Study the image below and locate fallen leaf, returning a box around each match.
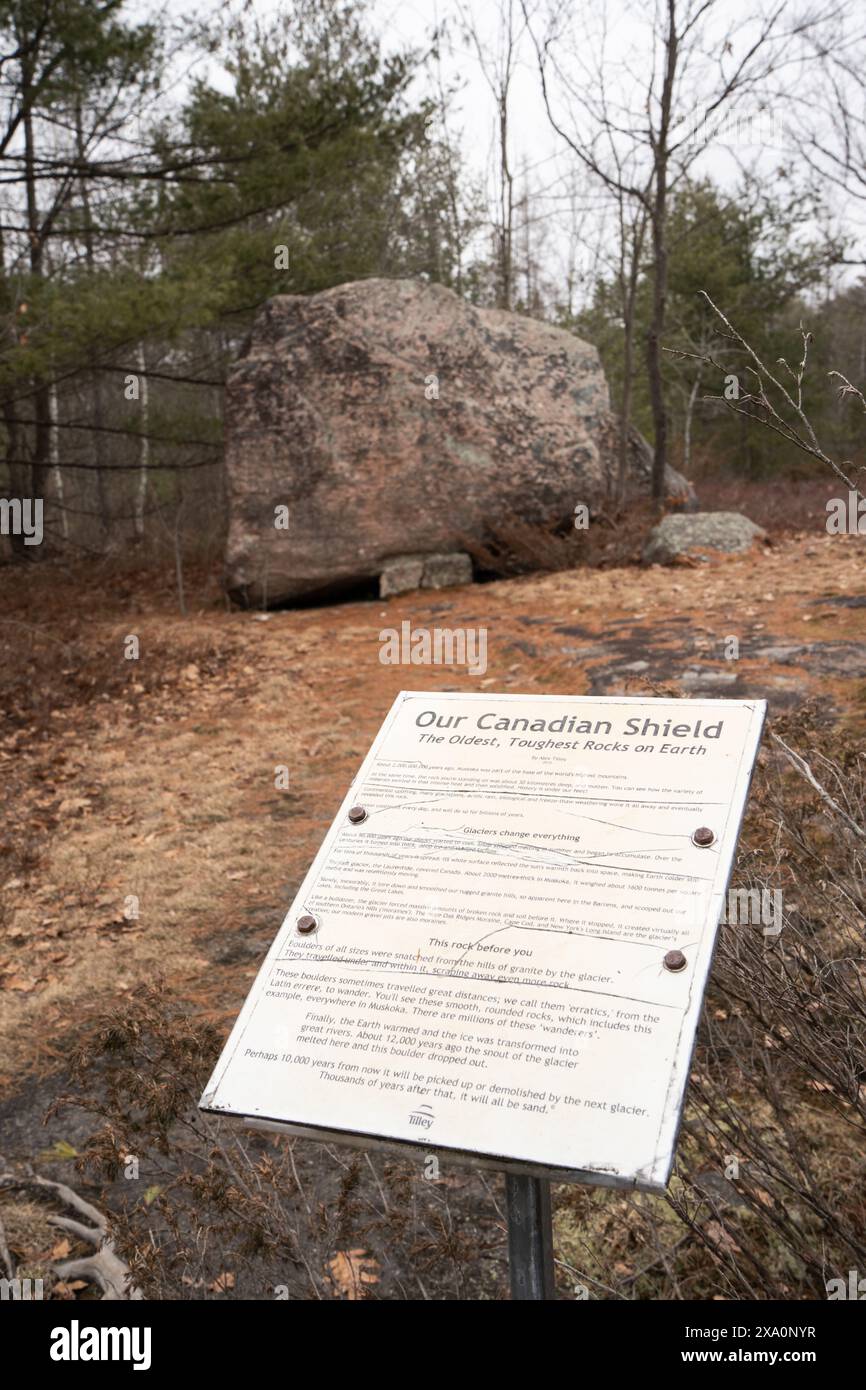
[705,1220,741,1255]
[327,1249,380,1299]
[40,1140,78,1161]
[209,1271,235,1294]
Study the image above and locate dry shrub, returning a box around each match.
[688,471,832,537]
[554,703,865,1301]
[666,703,866,1298]
[53,992,504,1300]
[462,500,660,579]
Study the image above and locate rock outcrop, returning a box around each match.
[224,278,693,605]
[643,512,766,565]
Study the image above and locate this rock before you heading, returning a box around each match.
[225,278,693,606]
[643,512,766,565]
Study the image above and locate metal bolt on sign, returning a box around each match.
[348,806,367,824]
[296,914,318,936]
[664,949,687,972]
[691,826,715,847]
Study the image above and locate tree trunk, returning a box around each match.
[22,75,51,507]
[49,379,68,540]
[75,101,110,544]
[683,371,701,476]
[498,89,514,310]
[646,0,678,504]
[646,202,669,502]
[617,213,646,506]
[134,343,149,539]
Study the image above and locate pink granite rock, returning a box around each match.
[224,278,690,605]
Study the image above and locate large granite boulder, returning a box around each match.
[224,278,692,605]
[643,512,766,565]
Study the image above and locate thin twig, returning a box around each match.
[771,732,866,841]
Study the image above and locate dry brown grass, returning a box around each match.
[686,472,833,537]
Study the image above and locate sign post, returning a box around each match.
[201,692,766,1297]
[506,1173,555,1300]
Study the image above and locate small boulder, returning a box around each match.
[420,552,473,591]
[379,551,472,598]
[380,555,424,598]
[643,512,766,565]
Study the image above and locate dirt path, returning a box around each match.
[2,531,864,1090]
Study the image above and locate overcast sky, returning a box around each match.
[142,0,863,300]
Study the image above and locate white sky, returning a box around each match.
[139,0,864,301]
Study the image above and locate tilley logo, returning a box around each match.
[49,1319,152,1371]
[409,1104,435,1130]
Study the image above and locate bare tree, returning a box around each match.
[524,0,838,500]
[455,0,532,309]
[667,289,865,498]
[134,341,149,540]
[610,170,651,504]
[796,17,866,267]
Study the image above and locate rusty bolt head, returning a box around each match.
[664,949,687,973]
[348,805,367,824]
[691,826,715,848]
[296,914,318,936]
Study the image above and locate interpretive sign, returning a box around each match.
[201,692,766,1191]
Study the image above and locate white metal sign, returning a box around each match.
[201,693,766,1190]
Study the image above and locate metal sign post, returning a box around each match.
[505,1172,555,1300]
